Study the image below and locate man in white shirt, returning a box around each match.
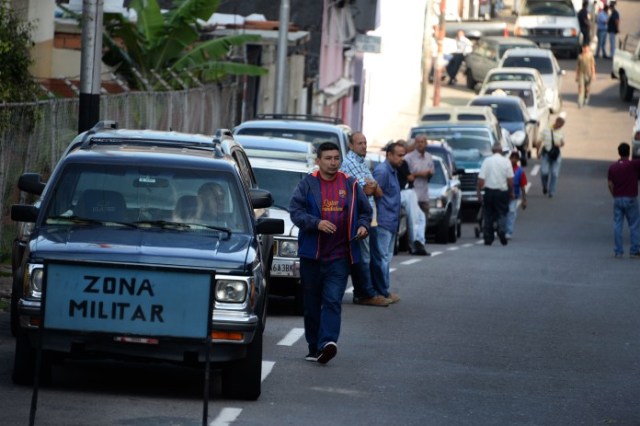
[446,30,473,85]
[476,142,514,246]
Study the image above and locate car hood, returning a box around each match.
[267,208,298,238]
[516,15,578,28]
[29,226,255,272]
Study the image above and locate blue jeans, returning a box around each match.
[608,33,616,58]
[506,198,519,236]
[540,153,562,196]
[613,197,640,255]
[300,257,350,353]
[401,189,426,245]
[350,236,378,299]
[596,29,607,57]
[370,226,396,297]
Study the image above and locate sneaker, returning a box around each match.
[305,351,320,362]
[355,295,390,307]
[630,253,640,259]
[386,293,401,304]
[411,241,429,256]
[498,232,508,246]
[317,342,337,364]
[505,233,512,240]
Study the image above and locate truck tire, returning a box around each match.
[620,73,634,102]
[12,333,51,386]
[221,330,263,400]
[435,210,451,244]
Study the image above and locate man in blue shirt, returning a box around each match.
[370,142,406,303]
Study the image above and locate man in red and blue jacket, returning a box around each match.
[289,142,372,364]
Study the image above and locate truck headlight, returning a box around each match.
[562,28,577,37]
[215,280,247,303]
[24,264,43,298]
[278,240,298,257]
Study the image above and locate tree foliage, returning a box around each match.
[0,0,41,103]
[101,0,268,90]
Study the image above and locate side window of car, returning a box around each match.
[485,43,497,61]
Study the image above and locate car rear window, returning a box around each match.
[421,114,452,121]
[236,128,340,148]
[488,73,536,83]
[471,101,524,122]
[457,114,487,121]
[502,56,553,74]
[485,88,534,107]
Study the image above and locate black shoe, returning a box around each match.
[484,240,493,246]
[498,232,508,246]
[305,351,320,362]
[317,342,337,364]
[411,241,429,256]
[543,187,547,195]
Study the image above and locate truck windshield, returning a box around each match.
[522,1,575,17]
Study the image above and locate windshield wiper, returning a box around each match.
[46,215,136,228]
[133,220,232,238]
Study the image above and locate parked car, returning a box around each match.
[464,36,537,90]
[514,0,582,58]
[426,140,461,178]
[630,98,640,159]
[234,134,316,165]
[249,157,317,314]
[232,114,350,159]
[427,156,462,244]
[479,80,550,145]
[499,47,565,113]
[482,66,546,101]
[468,94,537,165]
[10,122,284,400]
[411,106,508,209]
[612,34,640,102]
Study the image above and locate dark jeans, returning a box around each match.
[446,53,465,80]
[483,188,509,242]
[300,257,349,353]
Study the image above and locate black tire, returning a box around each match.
[466,68,476,90]
[12,333,51,386]
[620,73,634,102]
[10,276,22,337]
[434,210,451,244]
[221,330,263,400]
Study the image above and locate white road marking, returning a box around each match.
[277,328,305,346]
[430,251,443,256]
[261,360,275,382]
[390,267,397,273]
[210,408,243,426]
[462,243,474,248]
[400,259,422,265]
[446,246,459,251]
[530,164,540,176]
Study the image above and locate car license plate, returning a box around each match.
[539,42,551,49]
[271,261,296,277]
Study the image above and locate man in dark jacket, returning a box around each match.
[289,142,372,364]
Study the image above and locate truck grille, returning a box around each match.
[460,172,479,192]
[530,28,562,37]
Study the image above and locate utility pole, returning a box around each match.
[433,0,446,106]
[419,0,434,115]
[78,0,104,133]
[274,0,290,114]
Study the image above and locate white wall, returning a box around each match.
[362,0,427,148]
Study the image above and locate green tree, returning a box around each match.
[0,0,42,105]
[101,0,267,90]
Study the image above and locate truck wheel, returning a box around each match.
[221,330,263,400]
[435,210,450,244]
[620,73,634,102]
[466,68,476,90]
[12,333,51,386]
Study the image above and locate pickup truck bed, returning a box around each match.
[612,34,640,102]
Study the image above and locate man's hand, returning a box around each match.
[318,220,337,234]
[353,226,368,240]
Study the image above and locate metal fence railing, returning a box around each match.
[0,83,238,256]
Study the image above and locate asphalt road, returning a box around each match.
[2,3,640,425]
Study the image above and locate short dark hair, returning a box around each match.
[385,142,402,155]
[618,142,630,157]
[317,141,340,158]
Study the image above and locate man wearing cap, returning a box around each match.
[537,112,566,198]
[477,142,514,246]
